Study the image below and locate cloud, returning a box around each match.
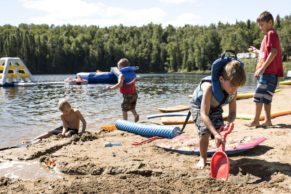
[20,0,166,26]
[159,0,196,4]
[166,13,202,26]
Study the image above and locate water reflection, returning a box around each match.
[0,73,256,148]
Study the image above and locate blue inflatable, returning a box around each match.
[77,72,117,84]
[115,119,181,139]
[77,66,138,84]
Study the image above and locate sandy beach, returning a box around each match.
[0,86,291,193]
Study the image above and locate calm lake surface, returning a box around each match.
[0,73,256,148]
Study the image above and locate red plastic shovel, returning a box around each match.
[210,123,234,181]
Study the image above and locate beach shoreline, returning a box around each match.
[1,87,291,193]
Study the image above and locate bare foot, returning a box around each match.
[259,121,272,128]
[244,121,260,127]
[134,114,139,122]
[195,158,206,169]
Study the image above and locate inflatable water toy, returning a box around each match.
[0,57,36,87]
[64,77,88,85]
[77,66,138,84]
[77,72,117,84]
[155,134,266,156]
[115,119,180,138]
[158,105,189,113]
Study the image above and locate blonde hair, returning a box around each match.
[221,60,246,87]
[117,58,129,68]
[58,98,71,111]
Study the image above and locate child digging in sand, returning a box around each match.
[246,11,284,128]
[190,54,246,169]
[31,98,86,141]
[106,58,139,122]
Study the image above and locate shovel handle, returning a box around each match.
[220,123,234,139]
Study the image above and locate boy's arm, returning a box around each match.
[248,46,260,56]
[255,48,277,77]
[107,74,125,90]
[78,111,86,134]
[61,115,68,135]
[227,97,236,123]
[200,84,221,139]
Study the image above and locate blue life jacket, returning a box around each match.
[192,56,244,108]
[120,66,137,85]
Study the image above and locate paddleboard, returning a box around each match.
[236,89,280,100]
[158,105,189,113]
[255,110,291,121]
[222,113,264,121]
[155,134,266,156]
[279,80,291,85]
[269,110,291,118]
[161,113,262,125]
[236,92,254,100]
[147,112,188,119]
[161,116,193,125]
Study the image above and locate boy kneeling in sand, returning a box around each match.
[32,98,86,141]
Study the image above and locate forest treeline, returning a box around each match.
[0,15,291,74]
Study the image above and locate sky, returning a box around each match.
[1,0,291,27]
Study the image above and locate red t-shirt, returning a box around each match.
[257,29,283,77]
[120,80,136,94]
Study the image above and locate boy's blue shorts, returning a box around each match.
[190,103,224,137]
[254,74,278,104]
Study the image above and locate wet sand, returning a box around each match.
[0,86,291,193]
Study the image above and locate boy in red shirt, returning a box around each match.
[107,58,139,122]
[246,11,284,127]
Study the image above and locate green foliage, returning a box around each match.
[241,59,291,75]
[1,15,291,74]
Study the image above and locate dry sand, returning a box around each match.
[0,86,291,193]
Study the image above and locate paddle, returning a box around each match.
[180,111,191,133]
[0,144,27,151]
[210,122,234,181]
[132,136,162,146]
[0,139,40,152]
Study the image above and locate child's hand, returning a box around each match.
[255,67,264,77]
[248,46,258,54]
[105,85,112,91]
[214,133,223,148]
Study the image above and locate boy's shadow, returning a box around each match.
[272,123,291,129]
[230,157,291,183]
[235,145,272,157]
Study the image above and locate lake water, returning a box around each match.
[0,73,257,148]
